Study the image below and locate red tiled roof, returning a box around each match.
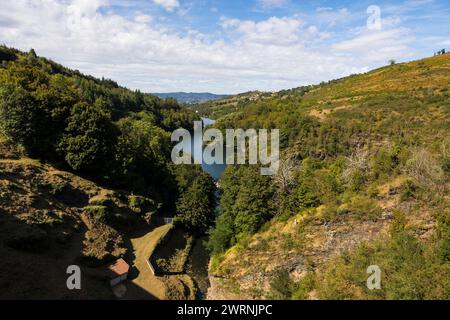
[107,258,129,278]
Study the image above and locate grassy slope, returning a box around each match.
[207,54,450,300]
[0,141,199,299]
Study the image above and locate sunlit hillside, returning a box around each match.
[205,54,450,300]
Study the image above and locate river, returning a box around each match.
[184,117,225,299]
[186,117,227,180]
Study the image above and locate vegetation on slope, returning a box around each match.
[0,46,216,298]
[206,54,450,300]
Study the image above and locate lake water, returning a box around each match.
[178,117,227,180]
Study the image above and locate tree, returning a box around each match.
[207,165,275,253]
[0,45,17,62]
[295,183,319,209]
[112,111,175,203]
[173,165,216,234]
[175,177,215,233]
[0,84,48,154]
[207,212,235,254]
[58,98,117,174]
[28,48,37,59]
[0,64,80,158]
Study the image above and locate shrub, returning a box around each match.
[84,205,108,223]
[400,179,418,201]
[342,149,369,191]
[316,212,450,299]
[128,195,153,214]
[405,148,445,187]
[443,157,450,174]
[436,210,450,262]
[371,144,403,179]
[346,195,382,221]
[295,184,320,209]
[292,272,316,300]
[267,269,296,300]
[319,204,341,223]
[27,210,63,227]
[267,269,316,300]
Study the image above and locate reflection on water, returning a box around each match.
[175,117,227,180]
[199,118,227,180]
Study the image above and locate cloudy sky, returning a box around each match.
[1,0,449,94]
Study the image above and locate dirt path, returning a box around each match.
[124,224,172,300]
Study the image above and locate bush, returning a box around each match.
[128,195,154,214]
[443,157,450,174]
[405,148,445,187]
[267,269,296,300]
[346,195,382,222]
[319,204,341,223]
[436,210,450,262]
[342,150,369,191]
[267,269,315,300]
[400,179,418,201]
[295,184,320,209]
[371,144,403,179]
[85,205,108,223]
[316,212,450,299]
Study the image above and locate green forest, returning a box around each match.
[0,46,215,234]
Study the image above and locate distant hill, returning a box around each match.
[153,92,230,104]
[193,91,275,118]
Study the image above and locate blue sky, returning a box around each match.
[1,0,449,93]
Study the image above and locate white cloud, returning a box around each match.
[332,27,415,63]
[153,0,180,12]
[221,16,307,45]
[438,39,450,46]
[257,0,289,9]
[314,7,354,27]
[134,14,152,24]
[0,0,418,93]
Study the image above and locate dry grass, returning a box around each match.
[124,224,172,300]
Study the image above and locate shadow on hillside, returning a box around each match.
[0,208,163,300]
[121,281,159,300]
[0,210,117,299]
[122,218,166,281]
